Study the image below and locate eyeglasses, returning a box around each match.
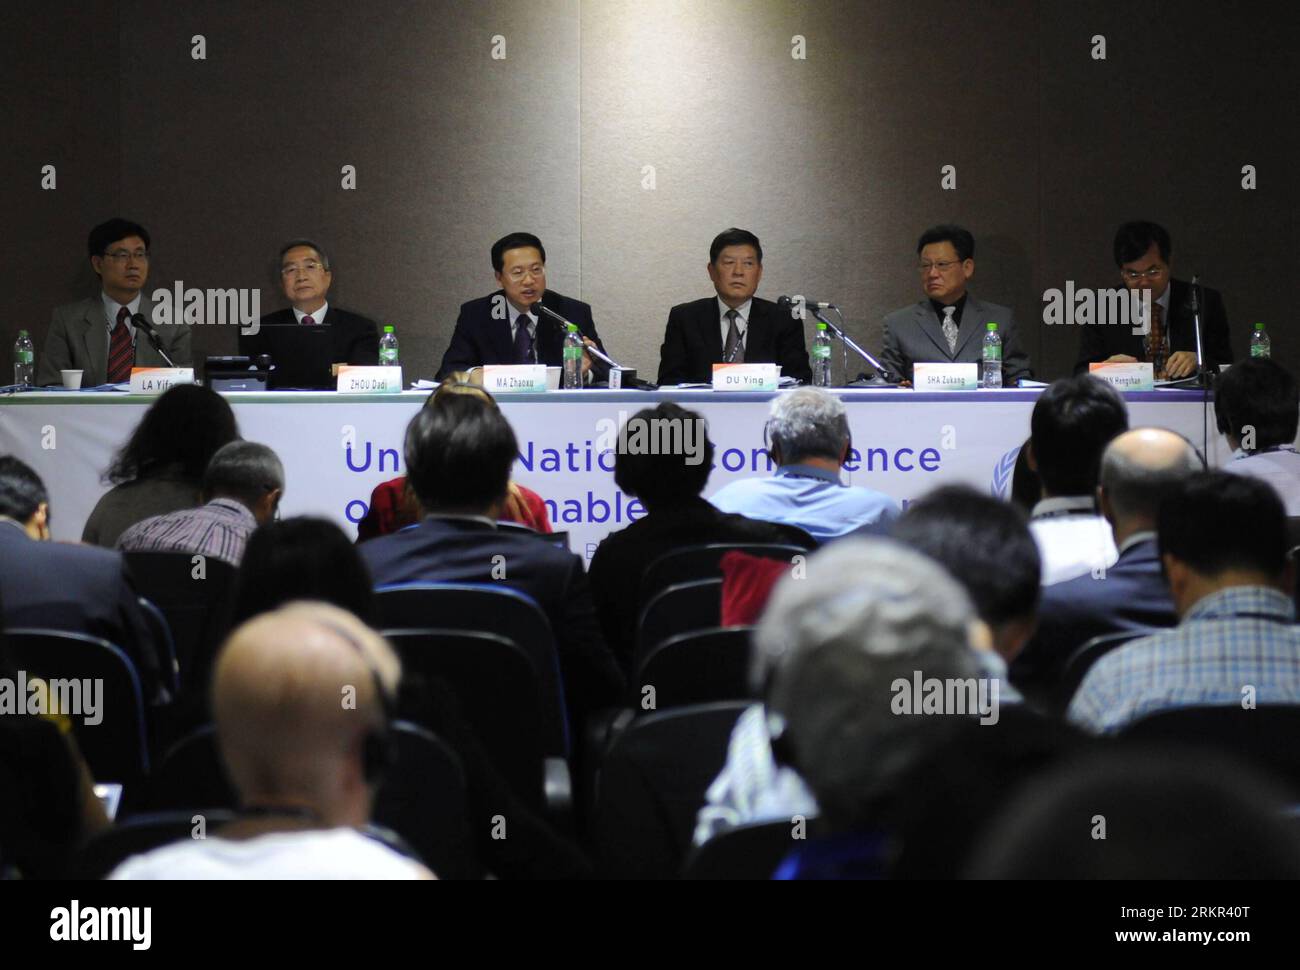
[918,259,963,273]
[103,249,150,263]
[281,260,325,276]
[1121,266,1166,281]
[504,265,545,282]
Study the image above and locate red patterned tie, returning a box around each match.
[107,306,134,383]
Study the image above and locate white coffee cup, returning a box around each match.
[546,366,561,390]
[60,370,84,390]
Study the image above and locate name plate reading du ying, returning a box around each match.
[336,366,403,393]
[1089,361,1155,391]
[912,362,978,390]
[129,368,195,394]
[712,363,779,391]
[481,365,549,393]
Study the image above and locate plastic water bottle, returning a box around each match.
[562,324,583,389]
[811,322,833,387]
[13,330,34,385]
[982,322,1003,388]
[378,325,399,365]
[1250,322,1271,359]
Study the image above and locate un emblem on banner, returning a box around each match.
[990,446,1020,498]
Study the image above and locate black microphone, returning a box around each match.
[131,312,179,368]
[777,295,835,311]
[530,301,640,386]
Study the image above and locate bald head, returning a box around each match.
[1099,428,1202,535]
[212,601,400,821]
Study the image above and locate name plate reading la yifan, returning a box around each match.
[481,365,549,393]
[336,366,403,393]
[129,368,195,394]
[1089,361,1155,391]
[912,362,979,390]
[712,363,779,391]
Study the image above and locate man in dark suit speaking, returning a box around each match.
[881,225,1031,386]
[657,228,811,386]
[1074,221,1233,378]
[437,232,608,382]
[239,239,379,388]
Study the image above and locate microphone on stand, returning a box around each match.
[776,296,898,385]
[131,313,178,368]
[530,302,641,387]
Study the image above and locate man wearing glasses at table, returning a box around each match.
[436,232,608,382]
[881,224,1032,386]
[38,218,193,386]
[1074,221,1233,378]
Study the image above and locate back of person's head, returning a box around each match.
[766,387,850,465]
[1009,437,1041,514]
[201,441,284,514]
[1099,427,1202,527]
[0,456,48,528]
[1030,375,1129,497]
[891,485,1040,658]
[1113,220,1171,266]
[1215,358,1299,452]
[754,539,980,832]
[404,393,517,514]
[105,384,239,485]
[233,517,375,626]
[612,403,714,509]
[429,380,496,409]
[212,602,400,822]
[969,749,1300,878]
[1158,471,1287,582]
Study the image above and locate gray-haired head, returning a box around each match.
[754,538,980,831]
[202,441,285,515]
[1100,427,1202,527]
[278,238,331,271]
[766,387,850,465]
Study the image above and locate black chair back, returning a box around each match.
[136,596,179,698]
[637,578,722,667]
[634,626,755,712]
[1056,629,1154,712]
[4,628,150,784]
[640,543,806,608]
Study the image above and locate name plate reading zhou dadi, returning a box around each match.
[336,366,403,393]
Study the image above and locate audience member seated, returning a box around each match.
[111,602,433,879]
[1216,357,1300,515]
[891,485,1040,702]
[1008,436,1040,515]
[1069,472,1300,734]
[968,750,1300,878]
[0,456,166,702]
[708,387,900,542]
[82,384,240,547]
[1026,375,1128,584]
[117,441,284,566]
[588,403,815,672]
[357,378,551,541]
[1013,428,1199,698]
[359,394,623,728]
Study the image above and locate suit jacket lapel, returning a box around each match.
[954,294,986,359]
[82,298,109,383]
[493,290,518,362]
[914,301,951,359]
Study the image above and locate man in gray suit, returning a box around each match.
[881,225,1031,385]
[37,218,191,387]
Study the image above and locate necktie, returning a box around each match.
[941,306,959,355]
[724,309,744,363]
[302,315,316,325]
[107,306,134,383]
[513,316,535,364]
[1145,303,1167,373]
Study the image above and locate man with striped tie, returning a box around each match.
[37,218,192,387]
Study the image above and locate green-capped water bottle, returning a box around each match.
[562,324,583,389]
[982,322,1002,388]
[13,330,35,385]
[811,322,833,387]
[1250,322,1271,359]
[379,325,399,365]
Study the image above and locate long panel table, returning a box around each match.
[0,388,1223,559]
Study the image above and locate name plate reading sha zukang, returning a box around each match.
[336,366,403,393]
[912,362,979,390]
[481,365,549,393]
[129,367,195,394]
[1088,361,1155,391]
[712,363,779,391]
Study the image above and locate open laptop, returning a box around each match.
[255,322,340,390]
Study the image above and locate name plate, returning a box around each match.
[712,363,779,391]
[1088,361,1154,391]
[481,365,549,393]
[913,362,978,390]
[129,368,195,394]
[336,366,403,393]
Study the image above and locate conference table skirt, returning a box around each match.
[0,388,1222,559]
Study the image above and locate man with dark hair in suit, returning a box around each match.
[437,232,608,381]
[1215,358,1300,514]
[38,218,192,387]
[657,228,811,385]
[239,239,379,388]
[881,225,1031,386]
[0,456,165,703]
[1074,220,1233,378]
[358,394,623,727]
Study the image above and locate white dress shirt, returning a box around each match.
[718,297,751,356]
[293,301,329,324]
[1029,495,1119,585]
